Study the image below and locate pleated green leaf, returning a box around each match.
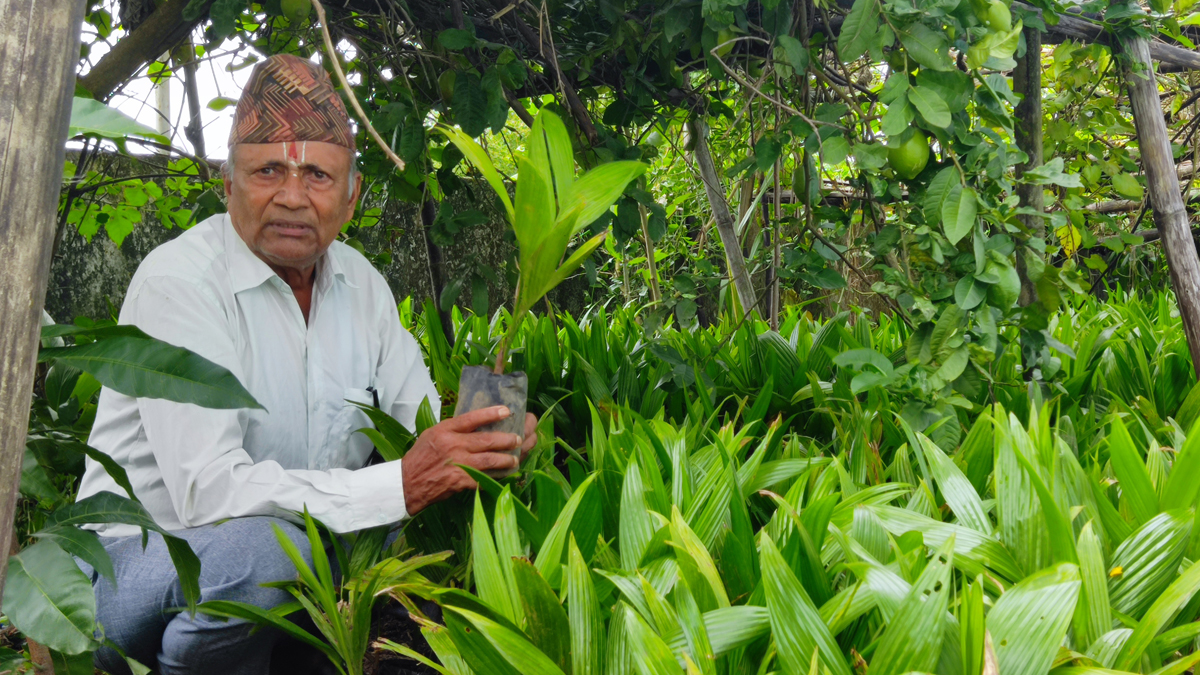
[670,507,730,612]
[471,492,518,623]
[198,599,340,663]
[621,603,685,675]
[988,563,1081,675]
[536,474,598,589]
[1106,420,1160,525]
[868,505,1023,582]
[493,489,526,627]
[673,575,716,675]
[511,558,571,673]
[917,433,992,534]
[1113,559,1200,671]
[620,453,656,571]
[436,124,515,223]
[1109,510,1192,619]
[994,415,1050,576]
[1074,521,1114,650]
[1161,420,1200,510]
[664,607,770,664]
[568,537,605,675]
[761,533,853,675]
[445,607,567,675]
[869,537,955,675]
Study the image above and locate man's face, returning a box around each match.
[223,141,362,272]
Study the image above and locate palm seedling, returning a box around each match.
[437,108,646,473]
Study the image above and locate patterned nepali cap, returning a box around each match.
[229,54,356,150]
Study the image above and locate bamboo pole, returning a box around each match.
[1119,34,1200,379]
[690,118,759,317]
[0,0,85,595]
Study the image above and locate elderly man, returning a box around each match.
[74,54,533,674]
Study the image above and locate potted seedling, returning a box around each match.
[438,109,646,474]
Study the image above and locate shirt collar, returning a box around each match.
[223,214,358,294]
[225,215,277,294]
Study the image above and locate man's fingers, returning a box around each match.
[460,451,520,473]
[459,431,523,453]
[441,405,511,433]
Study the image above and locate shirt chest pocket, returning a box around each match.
[320,387,376,470]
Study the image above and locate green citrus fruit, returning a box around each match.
[887,131,930,180]
[438,71,457,103]
[984,0,1010,30]
[281,0,310,23]
[715,28,735,58]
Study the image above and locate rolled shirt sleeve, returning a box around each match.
[79,218,442,536]
[131,278,430,533]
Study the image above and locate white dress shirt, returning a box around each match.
[77,214,440,536]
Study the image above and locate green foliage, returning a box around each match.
[7,320,266,670]
[199,509,448,675]
[439,108,646,369]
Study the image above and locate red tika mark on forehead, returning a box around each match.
[286,142,300,160]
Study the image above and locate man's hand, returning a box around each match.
[401,406,538,516]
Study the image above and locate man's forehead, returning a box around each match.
[233,141,353,168]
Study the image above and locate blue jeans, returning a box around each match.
[82,517,314,675]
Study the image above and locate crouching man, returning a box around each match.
[74,53,534,674]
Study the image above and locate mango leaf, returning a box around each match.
[3,540,98,656]
[47,491,201,612]
[69,97,168,143]
[988,563,1081,675]
[40,336,262,410]
[33,525,114,585]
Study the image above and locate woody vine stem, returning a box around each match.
[310,0,407,172]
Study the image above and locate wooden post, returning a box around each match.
[0,0,85,595]
[690,118,759,317]
[1014,25,1045,306]
[1119,34,1200,379]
